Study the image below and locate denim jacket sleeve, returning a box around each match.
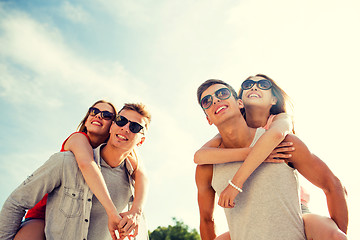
[0,152,65,240]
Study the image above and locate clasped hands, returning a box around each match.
[108,209,141,240]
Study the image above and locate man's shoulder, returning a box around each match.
[284,134,305,146]
[50,151,75,158]
[48,151,77,165]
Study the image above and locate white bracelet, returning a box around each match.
[228,180,243,192]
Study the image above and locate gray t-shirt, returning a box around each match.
[88,158,132,240]
[212,128,306,240]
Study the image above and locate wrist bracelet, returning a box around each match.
[228,180,243,192]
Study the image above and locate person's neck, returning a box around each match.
[217,115,255,148]
[87,132,108,148]
[244,106,271,128]
[100,144,130,168]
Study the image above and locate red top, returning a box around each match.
[25,132,90,219]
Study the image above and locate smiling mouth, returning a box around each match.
[248,93,260,98]
[116,134,128,141]
[91,121,102,126]
[215,105,227,114]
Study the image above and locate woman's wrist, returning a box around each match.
[105,204,119,217]
[228,180,243,192]
[129,205,143,215]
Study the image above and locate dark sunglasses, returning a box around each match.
[200,87,231,109]
[241,79,272,90]
[115,115,144,134]
[88,107,115,120]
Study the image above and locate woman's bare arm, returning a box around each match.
[118,151,149,237]
[194,115,293,166]
[194,134,252,165]
[64,133,120,238]
[218,113,294,208]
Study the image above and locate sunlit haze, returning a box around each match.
[0,0,359,238]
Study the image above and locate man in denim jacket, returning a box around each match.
[0,103,151,240]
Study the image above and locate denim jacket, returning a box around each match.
[0,144,136,240]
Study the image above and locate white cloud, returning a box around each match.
[94,0,151,27]
[62,1,90,24]
[1,1,359,237]
[0,7,147,107]
[0,11,69,75]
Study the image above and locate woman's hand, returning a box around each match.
[107,212,122,240]
[117,209,141,240]
[218,184,240,208]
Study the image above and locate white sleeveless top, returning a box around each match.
[212,128,306,240]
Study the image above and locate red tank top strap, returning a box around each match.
[60,131,90,152]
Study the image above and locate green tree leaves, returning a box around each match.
[149,217,200,240]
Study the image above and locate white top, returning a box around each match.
[212,128,306,240]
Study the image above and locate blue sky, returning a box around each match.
[0,0,359,238]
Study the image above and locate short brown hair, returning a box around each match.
[119,103,151,130]
[77,100,117,133]
[197,79,238,106]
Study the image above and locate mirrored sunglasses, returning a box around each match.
[241,79,272,90]
[200,87,231,109]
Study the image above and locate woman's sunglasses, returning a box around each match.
[241,79,272,90]
[88,107,115,120]
[200,88,231,109]
[115,115,144,134]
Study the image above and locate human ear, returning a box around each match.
[271,96,278,105]
[237,99,244,109]
[206,115,213,125]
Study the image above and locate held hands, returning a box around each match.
[108,212,123,240]
[108,209,141,240]
[117,209,141,240]
[265,141,295,163]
